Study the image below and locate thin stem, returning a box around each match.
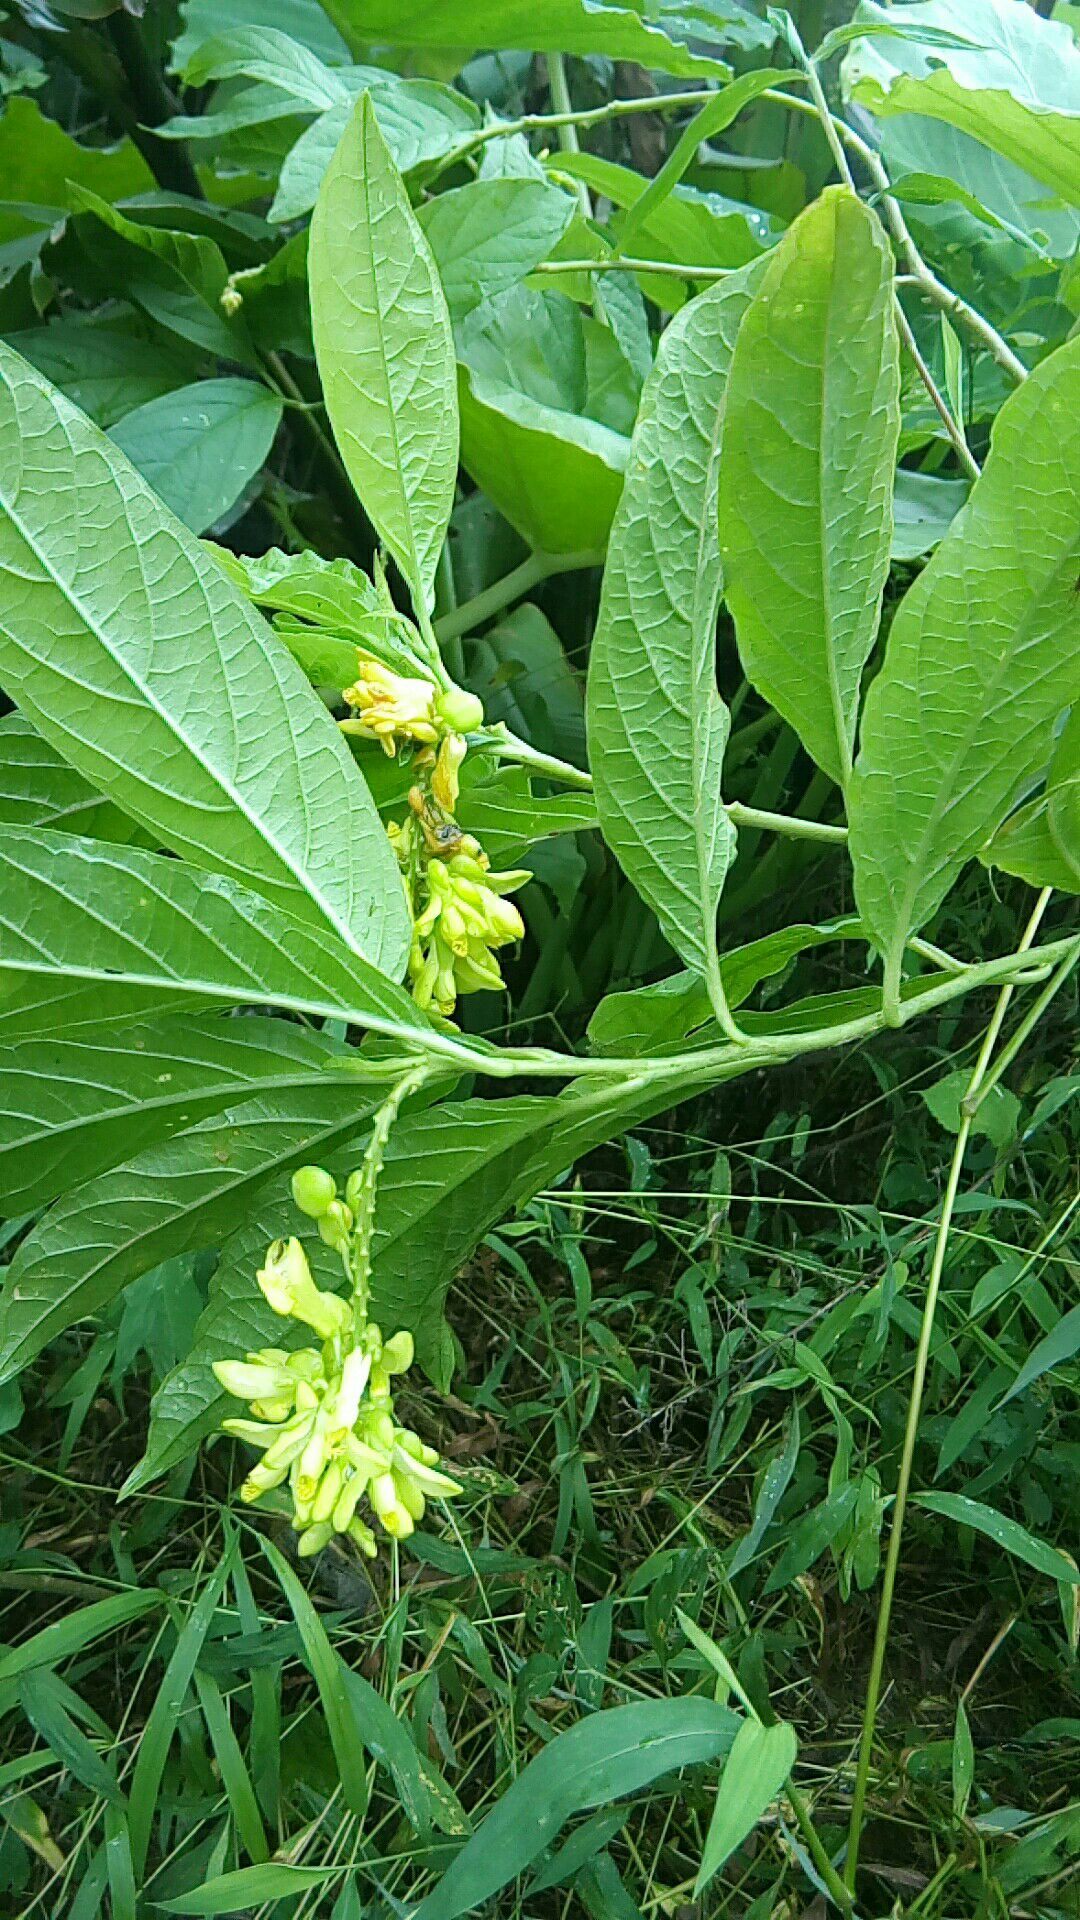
[964,933,1080,1119]
[434,549,604,643]
[843,888,1053,1892]
[787,1782,854,1914]
[893,305,982,483]
[534,255,731,283]
[262,352,372,552]
[546,53,591,217]
[726,801,847,845]
[346,1066,429,1312]
[482,724,594,791]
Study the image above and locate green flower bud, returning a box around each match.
[348,1516,379,1558]
[297,1521,334,1557]
[291,1165,338,1218]
[312,1458,345,1524]
[213,1357,296,1405]
[317,1199,354,1252]
[435,686,484,733]
[331,1468,369,1533]
[240,1458,289,1501]
[395,1471,426,1522]
[344,1167,366,1215]
[381,1330,414,1375]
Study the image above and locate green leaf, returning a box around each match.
[180,25,353,105]
[849,337,1080,998]
[418,179,575,324]
[920,1067,1021,1148]
[0,1015,359,1214]
[259,1538,369,1816]
[109,380,283,535]
[324,0,732,78]
[718,187,901,788]
[619,69,799,254]
[455,766,597,864]
[128,1544,237,1877]
[18,1670,124,1807]
[158,1865,340,1915]
[0,94,152,234]
[0,831,422,1036]
[170,0,348,73]
[310,93,458,615]
[458,365,627,554]
[0,348,410,971]
[695,1718,797,1892]
[981,792,1080,895]
[66,189,259,369]
[588,265,762,982]
[270,80,480,224]
[914,1491,1080,1585]
[587,920,862,1057]
[844,0,1080,210]
[998,1304,1080,1408]
[1048,706,1080,884]
[0,1590,161,1686]
[952,1698,975,1818]
[0,712,102,832]
[2,320,193,429]
[412,1698,738,1920]
[892,470,969,560]
[0,1081,383,1384]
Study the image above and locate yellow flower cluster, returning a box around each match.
[342,655,441,756]
[409,849,529,1016]
[213,1233,460,1557]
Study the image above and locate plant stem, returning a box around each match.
[546,53,591,217]
[964,933,1080,1119]
[434,549,605,643]
[534,255,732,282]
[726,801,847,845]
[346,1066,428,1310]
[843,888,1053,1893]
[482,725,594,791]
[787,1782,855,1914]
[893,303,982,482]
[261,352,371,555]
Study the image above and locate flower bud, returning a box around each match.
[317,1200,354,1252]
[297,1521,334,1557]
[380,1330,414,1376]
[240,1458,289,1501]
[348,1517,379,1558]
[291,1165,337,1218]
[213,1357,295,1405]
[395,1471,426,1522]
[311,1458,345,1524]
[435,687,484,734]
[344,1168,367,1215]
[328,1347,372,1433]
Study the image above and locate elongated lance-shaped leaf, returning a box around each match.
[0,829,426,1040]
[0,345,410,974]
[310,92,458,615]
[718,188,901,789]
[587,263,763,999]
[0,1085,383,1386]
[849,335,1080,1003]
[0,1016,362,1215]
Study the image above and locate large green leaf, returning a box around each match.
[458,367,627,554]
[0,713,101,832]
[588,266,762,985]
[324,0,732,77]
[718,188,901,788]
[2,320,193,429]
[109,379,283,535]
[418,179,575,325]
[0,1086,381,1385]
[412,1698,738,1920]
[0,1016,361,1215]
[0,346,410,971]
[170,0,348,72]
[66,190,259,369]
[270,81,479,224]
[849,337,1080,1000]
[982,709,1080,894]
[1048,705,1080,883]
[845,0,1080,210]
[309,93,458,616]
[0,830,424,1038]
[0,95,152,258]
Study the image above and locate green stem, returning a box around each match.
[843,887,1053,1893]
[726,801,847,845]
[434,549,604,643]
[261,352,371,554]
[547,53,591,217]
[535,255,731,283]
[964,933,1080,1120]
[347,1066,429,1311]
[482,724,594,791]
[787,1782,855,1914]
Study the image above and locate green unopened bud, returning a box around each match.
[297,1521,334,1557]
[344,1167,367,1215]
[381,1330,414,1376]
[240,1458,289,1501]
[395,1471,426,1522]
[312,1458,345,1524]
[317,1200,354,1252]
[332,1467,369,1533]
[435,686,484,733]
[348,1516,379,1558]
[213,1357,295,1405]
[392,1441,462,1497]
[291,1165,337,1218]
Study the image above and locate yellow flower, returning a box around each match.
[342,655,439,755]
[255,1238,352,1341]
